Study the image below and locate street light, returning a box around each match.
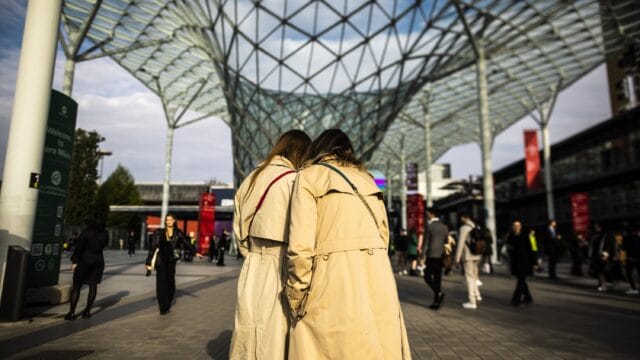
[97,149,112,185]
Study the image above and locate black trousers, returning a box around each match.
[156,262,176,313]
[423,257,443,299]
[626,259,639,290]
[216,248,225,265]
[128,244,135,255]
[512,275,532,304]
[548,253,558,278]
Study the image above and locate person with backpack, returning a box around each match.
[455,213,484,309]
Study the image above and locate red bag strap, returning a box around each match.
[247,170,296,234]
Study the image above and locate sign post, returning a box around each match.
[28,90,77,288]
[523,130,541,190]
[197,193,216,255]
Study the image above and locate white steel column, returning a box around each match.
[386,161,393,211]
[160,126,176,227]
[421,99,433,208]
[62,58,75,96]
[541,119,554,220]
[476,39,498,264]
[400,139,407,231]
[0,0,62,300]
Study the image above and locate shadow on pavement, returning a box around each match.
[0,275,235,359]
[207,330,231,360]
[89,290,130,317]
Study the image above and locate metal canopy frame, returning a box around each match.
[59,0,640,184]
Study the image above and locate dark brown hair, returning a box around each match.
[246,129,311,195]
[305,129,364,169]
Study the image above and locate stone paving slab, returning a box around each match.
[0,257,638,359]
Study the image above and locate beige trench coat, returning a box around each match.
[286,160,411,360]
[230,156,296,360]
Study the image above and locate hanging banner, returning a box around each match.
[28,90,77,288]
[197,192,216,255]
[570,192,590,238]
[406,162,418,191]
[523,130,541,189]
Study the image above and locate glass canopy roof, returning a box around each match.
[61,0,640,182]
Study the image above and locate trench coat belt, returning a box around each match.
[315,247,385,260]
[248,238,286,256]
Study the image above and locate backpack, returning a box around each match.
[466,224,486,256]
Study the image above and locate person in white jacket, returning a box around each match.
[455,214,483,309]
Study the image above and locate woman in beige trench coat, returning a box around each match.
[230,130,311,360]
[286,129,411,359]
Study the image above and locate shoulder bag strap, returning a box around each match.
[247,170,296,234]
[317,162,379,230]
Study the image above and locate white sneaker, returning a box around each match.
[402,269,408,275]
[476,295,482,302]
[476,280,483,287]
[625,289,639,295]
[597,286,607,292]
[462,302,477,309]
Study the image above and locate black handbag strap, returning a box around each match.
[317,162,379,230]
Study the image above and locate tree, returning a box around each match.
[95,164,142,230]
[65,129,104,226]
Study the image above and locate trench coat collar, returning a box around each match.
[268,155,295,170]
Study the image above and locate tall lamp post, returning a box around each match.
[97,149,112,184]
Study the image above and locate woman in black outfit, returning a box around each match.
[145,214,201,314]
[66,216,109,320]
[507,220,536,305]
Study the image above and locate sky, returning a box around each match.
[0,1,612,185]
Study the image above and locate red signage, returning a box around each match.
[198,192,216,255]
[523,130,541,189]
[570,193,590,237]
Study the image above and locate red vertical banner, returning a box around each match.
[198,192,216,255]
[570,193,590,238]
[523,130,541,189]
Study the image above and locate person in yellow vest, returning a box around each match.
[229,130,311,360]
[286,129,411,359]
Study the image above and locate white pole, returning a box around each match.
[400,146,407,231]
[476,39,498,264]
[541,119,555,220]
[160,126,175,227]
[424,110,433,208]
[62,58,75,96]
[0,0,62,300]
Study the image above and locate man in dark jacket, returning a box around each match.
[507,220,536,305]
[421,208,449,309]
[544,220,561,279]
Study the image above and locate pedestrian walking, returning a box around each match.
[65,214,109,320]
[455,213,483,309]
[589,223,615,292]
[407,228,420,276]
[208,235,218,262]
[421,208,449,309]
[395,228,409,274]
[229,129,311,360]
[216,230,230,267]
[127,230,136,257]
[507,220,535,306]
[145,214,202,315]
[623,225,640,295]
[544,220,561,279]
[286,129,411,359]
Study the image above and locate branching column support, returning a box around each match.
[59,0,102,96]
[454,0,498,263]
[527,79,563,221]
[476,39,498,264]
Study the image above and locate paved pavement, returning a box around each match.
[0,251,638,359]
